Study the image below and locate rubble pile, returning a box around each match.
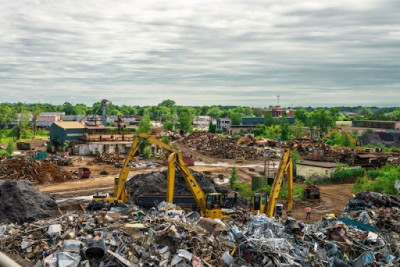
[0,180,58,223]
[2,194,400,266]
[285,137,352,162]
[179,132,262,160]
[345,191,400,233]
[0,157,73,184]
[88,153,125,166]
[126,169,230,199]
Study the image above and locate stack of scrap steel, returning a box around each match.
[285,137,352,163]
[88,153,126,166]
[179,132,262,160]
[344,191,400,233]
[2,191,400,266]
[0,157,73,184]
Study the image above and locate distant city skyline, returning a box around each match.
[1,0,399,107]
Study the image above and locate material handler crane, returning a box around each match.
[322,127,362,152]
[251,148,293,218]
[93,133,226,219]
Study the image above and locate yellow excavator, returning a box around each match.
[251,148,293,218]
[93,133,226,219]
[322,127,362,152]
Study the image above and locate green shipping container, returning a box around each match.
[252,176,267,191]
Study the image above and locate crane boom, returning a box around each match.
[265,149,293,217]
[322,127,357,145]
[96,132,224,218]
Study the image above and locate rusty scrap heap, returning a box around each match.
[0,157,73,184]
[285,137,352,162]
[179,132,262,160]
[2,194,400,266]
[88,153,126,166]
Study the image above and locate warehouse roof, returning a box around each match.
[53,121,86,129]
[297,160,337,168]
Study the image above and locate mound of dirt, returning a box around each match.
[126,170,230,198]
[0,158,73,184]
[0,180,58,223]
[360,132,400,148]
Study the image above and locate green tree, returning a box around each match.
[229,166,238,189]
[178,107,195,133]
[12,109,30,139]
[329,107,340,122]
[31,105,42,139]
[278,117,290,140]
[0,104,17,127]
[309,109,335,134]
[143,146,152,159]
[391,108,400,121]
[137,115,151,134]
[6,141,16,155]
[253,108,265,117]
[206,106,222,119]
[230,112,242,125]
[264,111,275,126]
[294,108,308,125]
[208,121,216,133]
[158,99,176,108]
[265,125,282,139]
[292,119,307,138]
[360,107,372,118]
[163,120,174,131]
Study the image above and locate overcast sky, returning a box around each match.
[1,0,399,107]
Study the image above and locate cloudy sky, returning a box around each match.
[1,0,399,107]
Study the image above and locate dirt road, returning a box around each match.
[38,163,263,200]
[290,184,354,223]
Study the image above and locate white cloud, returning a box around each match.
[0,0,399,106]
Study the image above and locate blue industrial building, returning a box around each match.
[49,121,86,147]
[242,117,295,126]
[242,117,265,125]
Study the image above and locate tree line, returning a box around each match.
[1,100,399,141]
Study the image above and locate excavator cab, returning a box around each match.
[251,193,267,215]
[204,193,224,219]
[275,204,284,218]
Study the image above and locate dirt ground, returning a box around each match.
[38,157,264,198]
[38,153,353,222]
[290,184,354,223]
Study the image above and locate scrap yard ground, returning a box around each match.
[38,155,353,223]
[3,131,400,266]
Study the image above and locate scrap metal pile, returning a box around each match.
[179,132,262,160]
[285,137,352,163]
[0,157,73,184]
[2,192,400,266]
[88,153,126,166]
[344,191,400,233]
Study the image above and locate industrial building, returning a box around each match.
[216,118,231,130]
[352,120,400,130]
[49,121,137,155]
[269,106,296,117]
[296,160,338,180]
[241,117,295,126]
[49,121,86,147]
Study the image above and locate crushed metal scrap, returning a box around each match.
[0,157,73,184]
[179,132,262,160]
[2,192,400,266]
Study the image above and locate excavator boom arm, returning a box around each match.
[322,127,356,146]
[266,149,293,217]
